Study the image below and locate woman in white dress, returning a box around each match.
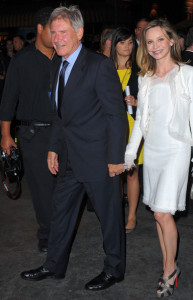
[124,19,193,297]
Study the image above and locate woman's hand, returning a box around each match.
[124,154,135,171]
[124,95,138,106]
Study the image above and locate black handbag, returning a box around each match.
[0,146,23,199]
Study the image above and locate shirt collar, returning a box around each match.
[62,44,82,67]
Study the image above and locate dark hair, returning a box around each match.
[110,27,137,69]
[34,6,53,27]
[177,30,186,39]
[185,27,193,48]
[101,29,114,45]
[135,18,149,28]
[6,37,13,43]
[26,32,36,41]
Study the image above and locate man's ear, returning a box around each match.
[77,27,84,41]
[37,24,43,35]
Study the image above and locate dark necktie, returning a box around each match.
[58,60,69,118]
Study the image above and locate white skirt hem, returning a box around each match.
[143,198,185,215]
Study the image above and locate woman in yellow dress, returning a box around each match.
[111,27,143,232]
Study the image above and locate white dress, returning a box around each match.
[143,68,191,214]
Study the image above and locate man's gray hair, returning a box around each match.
[49,5,84,31]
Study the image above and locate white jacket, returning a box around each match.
[125,64,193,164]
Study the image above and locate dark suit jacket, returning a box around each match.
[49,46,127,182]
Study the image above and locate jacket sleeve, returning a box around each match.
[95,57,127,164]
[0,56,20,121]
[48,112,65,154]
[124,75,144,165]
[124,106,143,165]
[187,67,193,138]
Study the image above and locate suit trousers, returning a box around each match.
[17,126,56,240]
[44,168,126,278]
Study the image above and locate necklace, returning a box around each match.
[49,48,56,60]
[35,42,55,60]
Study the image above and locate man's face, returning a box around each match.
[13,36,24,51]
[50,17,83,58]
[135,21,148,41]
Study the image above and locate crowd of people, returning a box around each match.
[0,4,193,298]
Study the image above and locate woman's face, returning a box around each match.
[145,26,174,62]
[116,36,134,58]
[6,40,13,52]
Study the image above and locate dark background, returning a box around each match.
[0,0,190,50]
[0,0,187,25]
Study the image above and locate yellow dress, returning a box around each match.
[117,68,143,165]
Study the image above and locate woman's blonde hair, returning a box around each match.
[137,18,182,76]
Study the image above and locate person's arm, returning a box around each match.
[0,121,16,154]
[188,68,193,139]
[124,107,143,168]
[0,56,20,121]
[95,57,127,177]
[0,56,20,154]
[124,64,139,107]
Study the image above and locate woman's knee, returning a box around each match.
[127,170,138,183]
[154,212,171,224]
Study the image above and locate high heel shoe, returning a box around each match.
[157,265,181,298]
[157,271,163,287]
[125,219,137,233]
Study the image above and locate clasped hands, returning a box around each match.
[47,152,131,178]
[108,163,131,177]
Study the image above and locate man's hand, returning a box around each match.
[108,164,125,177]
[0,121,16,155]
[1,135,17,155]
[47,151,59,175]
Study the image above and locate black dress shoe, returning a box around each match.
[38,239,48,252]
[20,266,55,281]
[85,272,123,291]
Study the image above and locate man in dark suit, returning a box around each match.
[21,5,127,291]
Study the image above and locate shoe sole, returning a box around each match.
[85,278,124,291]
[20,274,65,281]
